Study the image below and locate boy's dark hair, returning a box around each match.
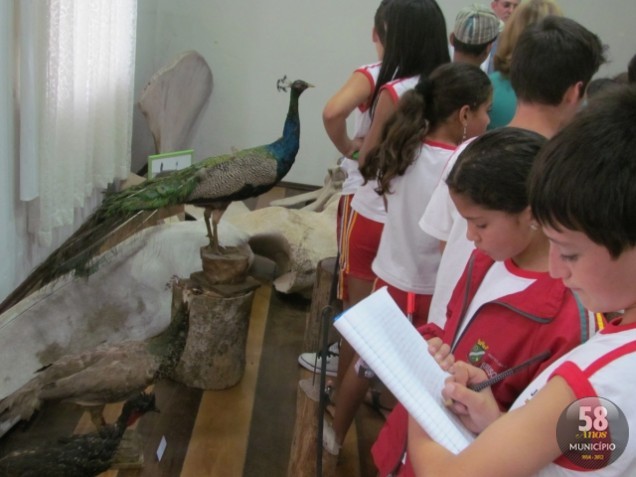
[371,0,450,115]
[374,0,391,46]
[530,85,636,258]
[446,127,546,213]
[452,36,495,57]
[510,16,606,105]
[362,63,492,195]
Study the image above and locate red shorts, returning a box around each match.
[373,277,432,328]
[338,210,383,300]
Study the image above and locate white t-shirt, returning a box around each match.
[510,321,636,476]
[341,62,382,196]
[351,75,421,223]
[419,138,476,326]
[372,140,455,294]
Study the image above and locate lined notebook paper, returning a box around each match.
[334,287,475,453]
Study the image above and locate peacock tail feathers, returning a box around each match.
[98,154,231,216]
[0,78,311,314]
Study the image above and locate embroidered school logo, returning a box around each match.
[556,397,629,470]
[468,340,488,364]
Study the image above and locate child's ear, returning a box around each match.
[458,105,471,126]
[520,206,535,227]
[562,81,585,105]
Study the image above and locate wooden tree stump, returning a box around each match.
[287,378,320,476]
[200,245,250,285]
[302,256,341,352]
[172,279,256,390]
[288,256,341,477]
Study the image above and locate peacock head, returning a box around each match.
[121,392,160,427]
[276,75,314,94]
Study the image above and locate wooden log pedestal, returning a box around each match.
[288,256,340,477]
[171,245,260,390]
[302,256,341,352]
[199,245,250,285]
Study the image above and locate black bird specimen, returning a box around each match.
[0,77,312,314]
[0,392,159,477]
[0,302,187,433]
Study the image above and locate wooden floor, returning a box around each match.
[0,186,385,477]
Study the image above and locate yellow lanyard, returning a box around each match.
[595,312,607,330]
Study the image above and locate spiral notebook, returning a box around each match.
[334,287,475,453]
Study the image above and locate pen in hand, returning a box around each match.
[468,350,551,392]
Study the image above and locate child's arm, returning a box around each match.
[357,89,397,167]
[408,375,574,477]
[322,71,372,158]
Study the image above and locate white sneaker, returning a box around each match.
[298,341,339,377]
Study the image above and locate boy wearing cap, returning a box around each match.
[450,4,500,67]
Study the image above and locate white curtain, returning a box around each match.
[0,0,137,303]
[0,0,17,303]
[21,0,137,246]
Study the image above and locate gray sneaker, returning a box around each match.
[298,341,339,377]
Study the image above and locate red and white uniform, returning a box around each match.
[372,249,601,477]
[419,138,475,327]
[513,319,636,477]
[336,62,381,299]
[340,62,382,196]
[350,75,420,223]
[372,140,453,295]
[340,75,420,296]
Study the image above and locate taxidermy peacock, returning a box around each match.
[0,392,158,477]
[0,299,187,434]
[0,77,312,314]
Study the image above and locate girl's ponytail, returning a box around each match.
[362,63,491,196]
[361,85,430,195]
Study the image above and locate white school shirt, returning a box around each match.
[371,140,454,294]
[419,138,475,326]
[341,62,382,196]
[511,320,636,477]
[351,75,420,223]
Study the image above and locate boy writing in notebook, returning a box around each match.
[409,84,636,477]
[371,127,601,477]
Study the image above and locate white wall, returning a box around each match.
[133,0,634,187]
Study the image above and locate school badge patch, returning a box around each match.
[468,340,488,364]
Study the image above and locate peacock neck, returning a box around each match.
[271,91,301,175]
[148,308,189,378]
[283,91,301,135]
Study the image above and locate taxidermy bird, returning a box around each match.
[0,77,312,314]
[0,392,158,477]
[0,302,187,434]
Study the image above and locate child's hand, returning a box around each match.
[347,138,364,158]
[442,361,503,434]
[427,337,455,371]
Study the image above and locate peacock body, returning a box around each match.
[0,392,158,477]
[0,305,187,433]
[0,78,311,314]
